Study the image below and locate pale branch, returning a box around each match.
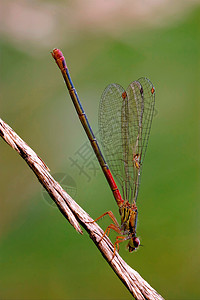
[0,118,164,300]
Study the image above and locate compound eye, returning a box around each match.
[133,237,140,248]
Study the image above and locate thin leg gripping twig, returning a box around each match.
[0,118,164,300]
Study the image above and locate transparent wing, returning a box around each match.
[99,83,126,198]
[125,77,155,202]
[99,78,155,203]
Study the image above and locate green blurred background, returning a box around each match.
[0,1,199,299]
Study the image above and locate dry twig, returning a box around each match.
[0,118,164,300]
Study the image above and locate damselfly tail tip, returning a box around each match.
[51,48,63,60]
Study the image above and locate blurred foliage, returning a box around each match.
[0,4,200,300]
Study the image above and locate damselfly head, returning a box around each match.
[127,237,140,252]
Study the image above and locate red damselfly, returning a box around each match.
[52,49,155,257]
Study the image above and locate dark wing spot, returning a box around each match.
[122,92,127,99]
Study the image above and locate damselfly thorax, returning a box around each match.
[119,201,140,252]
